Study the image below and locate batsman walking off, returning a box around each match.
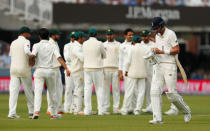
[149,17,191,124]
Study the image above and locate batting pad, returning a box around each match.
[166,92,191,114]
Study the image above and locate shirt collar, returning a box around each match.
[124,40,132,45]
[40,40,49,43]
[157,28,169,38]
[18,36,26,40]
[49,38,57,44]
[74,41,82,47]
[89,37,97,40]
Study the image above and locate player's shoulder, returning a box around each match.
[166,28,176,36]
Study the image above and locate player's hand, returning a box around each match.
[152,48,163,54]
[119,70,124,81]
[66,69,71,77]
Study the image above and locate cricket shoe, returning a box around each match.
[50,114,62,120]
[28,113,33,119]
[78,111,91,116]
[32,111,39,119]
[120,110,128,115]
[149,120,163,124]
[134,110,141,115]
[113,109,120,114]
[142,106,153,113]
[164,109,178,115]
[58,111,65,114]
[8,114,20,119]
[98,112,110,116]
[184,113,191,123]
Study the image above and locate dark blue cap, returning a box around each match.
[151,17,165,30]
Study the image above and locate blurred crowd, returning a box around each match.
[52,0,210,7]
[0,41,10,68]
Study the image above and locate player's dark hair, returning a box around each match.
[38,28,49,40]
[124,28,134,35]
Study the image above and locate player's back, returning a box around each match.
[33,40,57,69]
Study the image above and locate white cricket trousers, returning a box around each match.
[122,73,137,112]
[34,68,57,116]
[151,63,182,121]
[8,76,34,116]
[72,72,84,113]
[104,70,120,112]
[121,77,145,113]
[84,70,105,114]
[64,70,74,113]
[47,68,63,112]
[145,74,152,108]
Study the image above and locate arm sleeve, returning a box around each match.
[31,44,38,56]
[53,46,61,59]
[63,45,71,62]
[73,46,84,62]
[100,42,106,59]
[170,32,179,47]
[24,40,31,55]
[124,48,131,72]
[118,45,123,70]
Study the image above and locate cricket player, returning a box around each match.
[149,17,191,124]
[70,31,86,115]
[139,30,155,113]
[119,28,137,115]
[81,28,106,115]
[8,26,34,119]
[103,28,120,114]
[46,29,64,114]
[122,36,146,115]
[63,32,76,113]
[30,28,70,119]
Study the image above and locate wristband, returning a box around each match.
[164,49,170,55]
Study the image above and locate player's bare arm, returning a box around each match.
[29,55,36,66]
[153,45,180,55]
[57,57,70,76]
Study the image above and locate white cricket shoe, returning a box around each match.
[8,114,20,119]
[50,114,62,120]
[134,110,140,115]
[164,109,178,115]
[142,106,153,113]
[120,110,128,115]
[149,120,163,124]
[184,113,191,123]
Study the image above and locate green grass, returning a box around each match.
[0,94,210,131]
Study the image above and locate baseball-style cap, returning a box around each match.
[106,28,115,35]
[88,28,98,36]
[49,29,62,36]
[69,31,76,38]
[151,17,165,30]
[132,35,142,43]
[75,31,88,39]
[18,26,32,35]
[139,30,151,37]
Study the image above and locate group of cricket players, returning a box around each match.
[8,17,191,124]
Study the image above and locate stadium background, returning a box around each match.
[0,0,210,94]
